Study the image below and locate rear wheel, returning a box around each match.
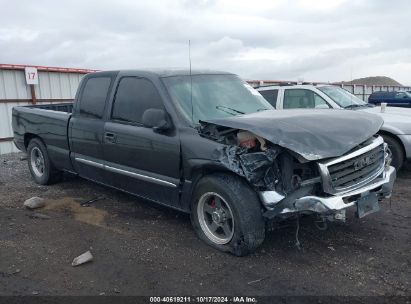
[381,134,404,170]
[27,138,61,185]
[191,173,265,256]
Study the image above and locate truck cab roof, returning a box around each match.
[89,69,233,78]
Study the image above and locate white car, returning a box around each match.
[257,84,411,169]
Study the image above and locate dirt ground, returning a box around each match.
[0,152,410,297]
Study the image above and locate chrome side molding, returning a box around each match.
[75,157,177,188]
[105,165,177,188]
[75,157,105,169]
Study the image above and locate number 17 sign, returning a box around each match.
[25,67,38,85]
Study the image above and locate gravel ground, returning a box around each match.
[0,152,410,297]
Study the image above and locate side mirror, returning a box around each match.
[142,108,171,132]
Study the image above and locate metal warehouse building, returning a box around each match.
[0,64,96,154]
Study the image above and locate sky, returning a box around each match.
[1,0,410,84]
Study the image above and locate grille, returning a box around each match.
[329,145,384,191]
[319,137,386,194]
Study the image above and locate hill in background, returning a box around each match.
[342,76,403,86]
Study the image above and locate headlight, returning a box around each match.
[383,143,392,168]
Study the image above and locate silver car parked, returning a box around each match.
[257,84,411,170]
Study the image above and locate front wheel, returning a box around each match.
[27,138,61,185]
[191,173,265,256]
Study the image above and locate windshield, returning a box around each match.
[318,86,367,108]
[162,74,273,125]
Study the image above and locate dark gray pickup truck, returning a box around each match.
[12,70,396,256]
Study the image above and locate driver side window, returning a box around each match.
[283,89,330,109]
[111,77,164,124]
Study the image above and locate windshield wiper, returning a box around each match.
[344,104,365,109]
[216,105,245,115]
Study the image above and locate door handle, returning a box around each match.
[104,132,116,143]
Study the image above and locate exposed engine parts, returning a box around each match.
[199,123,320,196]
[216,145,281,191]
[198,121,395,223]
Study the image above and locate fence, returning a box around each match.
[339,83,411,101]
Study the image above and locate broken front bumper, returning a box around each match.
[261,166,396,218]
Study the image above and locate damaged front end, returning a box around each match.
[199,121,396,223]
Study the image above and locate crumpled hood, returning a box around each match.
[202,109,383,161]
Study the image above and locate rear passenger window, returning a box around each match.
[283,89,329,109]
[79,77,111,118]
[259,90,278,107]
[112,77,164,124]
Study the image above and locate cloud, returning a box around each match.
[0,0,410,84]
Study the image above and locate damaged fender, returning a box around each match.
[197,109,393,221]
[198,121,322,211]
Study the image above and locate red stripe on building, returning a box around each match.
[0,63,98,74]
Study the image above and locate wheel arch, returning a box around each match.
[24,133,44,149]
[378,130,406,157]
[181,161,257,212]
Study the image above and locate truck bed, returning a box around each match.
[25,102,74,113]
[12,102,74,171]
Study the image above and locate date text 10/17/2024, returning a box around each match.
[149,297,258,303]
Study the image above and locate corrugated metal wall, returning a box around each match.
[0,65,93,155]
[34,72,83,99]
[0,69,82,100]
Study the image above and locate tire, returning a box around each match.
[381,134,404,171]
[27,138,61,185]
[191,173,265,256]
